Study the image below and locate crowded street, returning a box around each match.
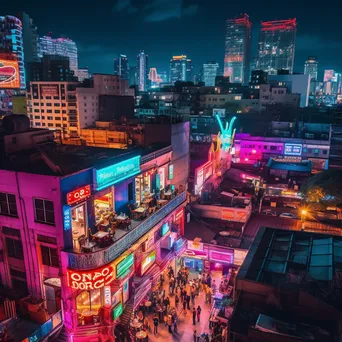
[127,265,231,342]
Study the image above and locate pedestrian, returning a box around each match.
[182,299,187,311]
[174,316,178,333]
[197,305,201,322]
[183,290,187,303]
[207,274,212,288]
[153,314,159,335]
[212,280,217,293]
[192,307,196,325]
[193,330,197,342]
[186,294,191,310]
[167,314,172,333]
[175,294,179,309]
[163,314,168,326]
[191,290,196,306]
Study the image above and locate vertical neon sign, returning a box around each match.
[215,115,236,152]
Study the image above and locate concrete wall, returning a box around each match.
[171,121,190,190]
[0,170,63,300]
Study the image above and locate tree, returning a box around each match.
[302,169,342,208]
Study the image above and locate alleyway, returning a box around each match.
[142,270,222,342]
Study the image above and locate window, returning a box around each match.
[84,109,87,112]
[41,110,45,113]
[128,182,134,201]
[41,245,59,267]
[33,102,39,106]
[46,103,52,106]
[62,103,66,107]
[62,110,66,114]
[55,117,61,120]
[0,192,18,217]
[47,109,52,113]
[63,117,67,121]
[6,238,24,259]
[34,109,39,113]
[55,103,60,107]
[56,124,61,127]
[3,227,20,237]
[34,198,55,225]
[42,123,46,126]
[48,123,53,127]
[34,115,40,119]
[323,150,328,155]
[55,110,60,114]
[37,234,57,244]
[36,123,41,126]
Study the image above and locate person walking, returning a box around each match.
[192,307,196,325]
[175,294,179,309]
[193,330,197,342]
[153,314,159,335]
[186,294,191,310]
[182,298,187,311]
[167,314,172,333]
[196,305,201,322]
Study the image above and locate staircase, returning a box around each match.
[119,298,134,326]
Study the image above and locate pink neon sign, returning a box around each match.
[209,250,233,264]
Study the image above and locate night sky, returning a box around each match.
[2,0,342,79]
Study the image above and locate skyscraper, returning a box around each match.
[17,12,40,63]
[169,55,193,84]
[202,61,219,86]
[39,36,78,75]
[224,14,251,84]
[0,15,26,88]
[304,56,318,81]
[114,54,129,80]
[258,19,296,75]
[137,51,148,91]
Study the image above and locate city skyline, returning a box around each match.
[1,1,342,79]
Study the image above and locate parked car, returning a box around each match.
[262,210,277,217]
[283,203,297,210]
[279,213,297,219]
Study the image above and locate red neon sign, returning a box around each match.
[67,185,91,205]
[67,264,115,290]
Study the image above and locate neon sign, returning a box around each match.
[169,164,174,180]
[63,205,71,231]
[284,143,302,156]
[95,156,141,190]
[67,264,115,290]
[116,253,134,278]
[113,302,123,320]
[67,185,91,205]
[209,250,234,264]
[161,223,170,236]
[215,115,236,152]
[141,250,156,275]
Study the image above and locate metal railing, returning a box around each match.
[67,191,186,270]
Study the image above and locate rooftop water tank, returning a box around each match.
[3,114,30,134]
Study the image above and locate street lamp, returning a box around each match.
[301,208,307,230]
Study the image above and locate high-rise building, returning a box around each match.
[169,55,193,84]
[250,70,268,89]
[114,54,129,80]
[129,66,137,86]
[39,36,78,75]
[224,14,251,84]
[77,67,89,82]
[148,67,162,88]
[202,61,219,86]
[304,56,318,81]
[324,69,335,82]
[26,55,78,83]
[17,12,40,63]
[137,51,148,91]
[0,15,26,89]
[258,19,296,75]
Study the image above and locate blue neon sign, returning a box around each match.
[216,115,236,152]
[161,223,170,236]
[95,156,141,190]
[284,143,302,156]
[63,205,71,231]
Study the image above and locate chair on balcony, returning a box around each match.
[78,235,87,248]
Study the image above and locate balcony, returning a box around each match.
[66,191,186,270]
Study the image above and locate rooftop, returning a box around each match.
[1,140,170,177]
[239,227,342,310]
[267,159,312,172]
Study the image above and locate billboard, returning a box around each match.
[284,143,302,156]
[0,59,20,89]
[40,85,59,97]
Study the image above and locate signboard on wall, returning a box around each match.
[209,249,234,264]
[141,250,156,275]
[113,302,123,320]
[67,185,91,205]
[96,156,141,190]
[188,240,204,252]
[63,205,71,231]
[284,143,302,156]
[169,164,174,180]
[0,58,20,89]
[67,263,115,290]
[116,253,134,278]
[213,108,226,118]
[40,84,59,97]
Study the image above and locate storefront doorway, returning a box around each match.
[71,204,87,251]
[94,190,114,225]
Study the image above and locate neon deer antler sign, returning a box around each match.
[215,115,236,152]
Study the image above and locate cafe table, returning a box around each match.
[81,241,96,253]
[93,231,109,239]
[116,214,128,221]
[136,331,147,340]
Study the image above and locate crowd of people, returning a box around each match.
[129,264,228,341]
